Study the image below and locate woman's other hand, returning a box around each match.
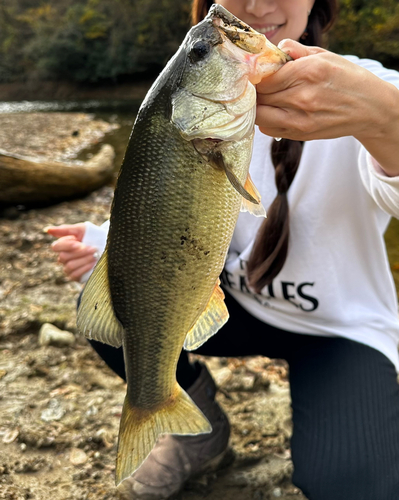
[45,223,98,282]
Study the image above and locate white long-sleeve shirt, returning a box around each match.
[82,56,399,370]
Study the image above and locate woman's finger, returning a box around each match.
[278,39,325,60]
[255,104,292,129]
[58,246,97,264]
[257,44,327,97]
[68,261,98,282]
[51,236,84,253]
[63,254,97,276]
[45,223,86,242]
[256,63,297,95]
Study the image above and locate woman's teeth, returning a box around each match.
[257,25,280,35]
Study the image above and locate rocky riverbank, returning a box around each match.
[0,112,119,162]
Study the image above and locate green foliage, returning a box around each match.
[0,0,191,83]
[329,0,399,70]
[2,0,399,83]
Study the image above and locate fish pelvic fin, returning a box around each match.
[115,386,212,486]
[184,280,229,351]
[77,248,123,348]
[240,173,267,218]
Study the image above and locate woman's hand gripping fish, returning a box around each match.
[77,4,290,486]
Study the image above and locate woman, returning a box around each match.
[47,0,399,498]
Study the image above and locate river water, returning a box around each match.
[1,99,398,293]
[0,99,141,170]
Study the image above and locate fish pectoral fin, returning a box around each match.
[115,386,211,486]
[184,280,229,351]
[208,150,259,204]
[77,248,123,348]
[240,173,267,218]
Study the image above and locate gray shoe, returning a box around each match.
[117,362,230,500]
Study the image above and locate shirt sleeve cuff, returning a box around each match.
[367,153,399,185]
[80,221,109,283]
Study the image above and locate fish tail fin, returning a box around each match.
[115,385,212,486]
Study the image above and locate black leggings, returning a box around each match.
[87,290,399,500]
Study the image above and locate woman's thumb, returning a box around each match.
[278,39,325,60]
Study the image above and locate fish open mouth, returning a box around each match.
[208,3,292,80]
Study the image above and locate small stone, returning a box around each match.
[213,367,233,388]
[239,374,256,391]
[41,398,65,422]
[86,406,98,416]
[273,487,282,497]
[70,448,88,466]
[38,323,75,347]
[0,464,10,475]
[95,428,114,449]
[20,443,27,452]
[2,429,19,444]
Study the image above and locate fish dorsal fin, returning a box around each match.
[77,248,123,348]
[240,174,267,217]
[184,280,229,351]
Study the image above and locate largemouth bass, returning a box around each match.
[77,4,290,486]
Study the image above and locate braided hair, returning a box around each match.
[191,0,338,293]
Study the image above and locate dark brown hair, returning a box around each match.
[192,0,338,292]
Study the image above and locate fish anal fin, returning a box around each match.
[77,248,123,348]
[115,386,211,486]
[240,173,267,217]
[184,281,229,351]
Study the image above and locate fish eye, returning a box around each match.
[189,41,211,63]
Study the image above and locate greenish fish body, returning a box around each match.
[77,4,290,487]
